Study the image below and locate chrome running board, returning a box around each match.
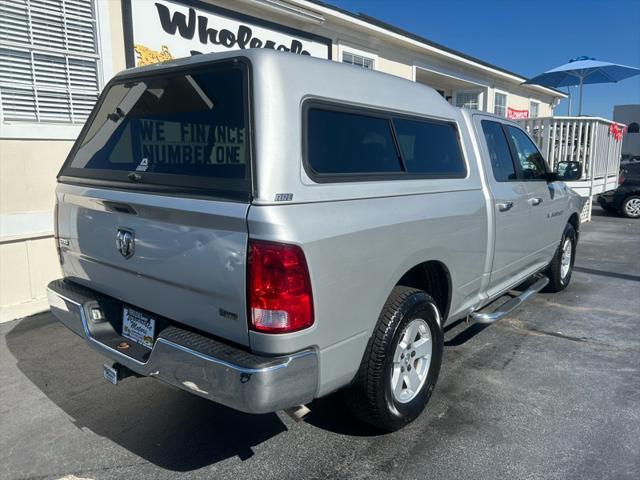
[471,276,549,324]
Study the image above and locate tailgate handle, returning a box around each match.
[101,201,137,215]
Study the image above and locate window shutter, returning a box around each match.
[68,57,98,90]
[0,87,37,121]
[0,0,100,125]
[30,4,66,51]
[0,1,30,44]
[66,16,97,54]
[0,48,32,86]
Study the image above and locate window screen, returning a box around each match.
[494,93,507,117]
[306,108,401,174]
[506,126,547,180]
[481,120,517,182]
[529,101,539,118]
[0,0,99,124]
[342,52,374,69]
[456,92,480,110]
[393,118,466,176]
[63,63,249,191]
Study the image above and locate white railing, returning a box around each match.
[518,116,625,221]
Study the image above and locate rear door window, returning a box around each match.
[481,120,518,182]
[505,126,548,180]
[61,61,251,198]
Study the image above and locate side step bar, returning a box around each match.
[471,276,549,324]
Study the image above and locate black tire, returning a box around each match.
[346,286,443,432]
[621,195,640,219]
[543,223,577,292]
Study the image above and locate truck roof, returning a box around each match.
[114,48,454,114]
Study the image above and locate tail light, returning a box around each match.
[619,171,626,185]
[248,240,314,333]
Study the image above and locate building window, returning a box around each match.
[0,0,100,125]
[456,91,480,110]
[628,122,639,134]
[342,52,374,69]
[494,92,507,117]
[529,100,539,118]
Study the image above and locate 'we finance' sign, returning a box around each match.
[122,0,332,68]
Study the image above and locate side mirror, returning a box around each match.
[555,161,582,181]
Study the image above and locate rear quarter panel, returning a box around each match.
[246,52,490,395]
[248,190,487,396]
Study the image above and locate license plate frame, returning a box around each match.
[122,306,156,349]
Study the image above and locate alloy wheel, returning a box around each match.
[391,318,432,403]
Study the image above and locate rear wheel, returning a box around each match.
[544,223,577,292]
[621,196,640,218]
[346,286,443,432]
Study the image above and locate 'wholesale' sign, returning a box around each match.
[123,0,332,67]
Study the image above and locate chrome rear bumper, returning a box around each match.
[47,279,318,414]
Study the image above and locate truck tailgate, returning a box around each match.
[56,183,250,345]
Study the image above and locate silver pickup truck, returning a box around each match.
[48,49,583,431]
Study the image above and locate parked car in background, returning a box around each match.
[620,154,640,164]
[47,50,584,432]
[598,163,640,218]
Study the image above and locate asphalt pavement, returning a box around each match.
[1,205,639,480]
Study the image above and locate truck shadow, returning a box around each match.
[6,312,383,471]
[6,313,290,471]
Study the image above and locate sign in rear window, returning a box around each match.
[65,63,249,189]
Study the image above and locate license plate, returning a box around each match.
[122,307,156,349]
[103,364,118,385]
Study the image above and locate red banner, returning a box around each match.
[609,123,625,141]
[507,107,529,119]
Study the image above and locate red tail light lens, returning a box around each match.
[248,240,314,333]
[619,172,625,185]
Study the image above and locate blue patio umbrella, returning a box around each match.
[523,56,640,115]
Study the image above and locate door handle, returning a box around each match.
[529,197,543,206]
[497,201,514,212]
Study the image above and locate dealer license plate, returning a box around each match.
[122,307,156,349]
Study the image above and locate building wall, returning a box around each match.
[0,0,562,321]
[613,105,640,158]
[0,140,73,321]
[0,0,127,322]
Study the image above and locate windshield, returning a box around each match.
[61,61,251,198]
